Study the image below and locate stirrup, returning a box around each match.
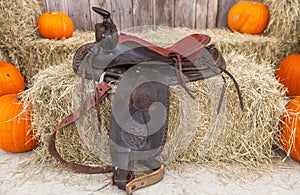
[111,159,165,194]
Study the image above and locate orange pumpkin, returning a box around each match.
[227,1,270,35]
[281,96,300,162]
[37,11,74,39]
[0,94,36,153]
[276,54,300,97]
[0,62,24,96]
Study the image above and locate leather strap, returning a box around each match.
[48,82,113,174]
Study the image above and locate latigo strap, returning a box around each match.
[48,82,112,174]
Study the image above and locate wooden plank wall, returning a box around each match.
[37,0,262,31]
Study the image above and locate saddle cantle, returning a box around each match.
[48,7,244,194]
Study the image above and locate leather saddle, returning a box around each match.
[48,7,243,194]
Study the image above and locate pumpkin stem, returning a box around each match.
[50,10,58,15]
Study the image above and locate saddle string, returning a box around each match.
[193,47,244,111]
[221,68,244,110]
[173,51,243,112]
[198,55,227,114]
[88,48,104,133]
[173,53,196,99]
[216,76,227,114]
[80,53,89,123]
[79,48,104,133]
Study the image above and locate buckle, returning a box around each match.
[125,160,165,195]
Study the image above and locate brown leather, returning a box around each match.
[48,82,112,174]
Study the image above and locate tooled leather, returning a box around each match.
[73,42,96,73]
[120,82,169,154]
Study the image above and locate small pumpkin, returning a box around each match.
[0,93,36,153]
[276,54,300,97]
[0,62,24,96]
[281,96,300,162]
[37,11,74,39]
[227,1,270,35]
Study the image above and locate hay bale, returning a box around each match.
[21,64,105,167]
[21,50,285,171]
[24,32,94,86]
[0,0,41,76]
[264,0,300,62]
[173,52,286,169]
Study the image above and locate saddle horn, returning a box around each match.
[92,7,112,22]
[92,7,118,49]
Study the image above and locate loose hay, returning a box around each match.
[0,50,9,61]
[21,51,286,174]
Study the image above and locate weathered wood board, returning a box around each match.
[37,0,263,31]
